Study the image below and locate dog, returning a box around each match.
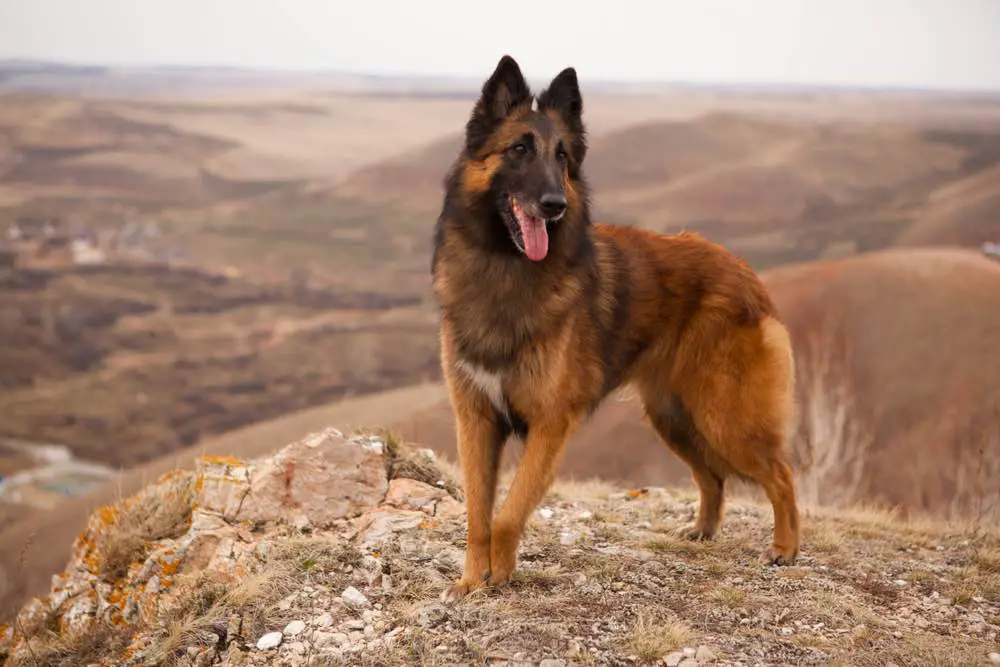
[431,55,801,602]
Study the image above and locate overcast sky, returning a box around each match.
[1,0,999,90]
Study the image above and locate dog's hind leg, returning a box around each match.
[643,394,728,540]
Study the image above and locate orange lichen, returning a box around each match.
[418,519,440,529]
[160,559,181,578]
[198,455,245,466]
[97,505,119,526]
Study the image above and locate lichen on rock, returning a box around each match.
[0,428,460,666]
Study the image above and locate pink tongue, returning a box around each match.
[520,217,549,261]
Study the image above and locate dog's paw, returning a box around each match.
[440,575,486,604]
[765,547,798,566]
[680,525,715,542]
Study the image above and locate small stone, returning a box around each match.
[332,632,349,646]
[892,579,907,587]
[255,631,282,650]
[560,530,580,546]
[678,660,699,667]
[682,647,697,658]
[341,586,371,609]
[313,612,334,628]
[538,508,554,519]
[419,605,448,628]
[695,645,715,661]
[665,653,685,667]
[577,511,593,520]
[540,660,567,667]
[344,619,366,630]
[988,652,1000,664]
[283,620,306,636]
[778,627,794,636]
[286,641,306,654]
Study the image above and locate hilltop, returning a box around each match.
[2,428,999,667]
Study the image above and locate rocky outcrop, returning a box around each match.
[2,427,999,667]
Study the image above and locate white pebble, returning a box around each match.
[283,620,306,636]
[256,631,282,650]
[341,586,371,609]
[538,508,554,519]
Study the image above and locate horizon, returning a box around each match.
[1,0,1000,92]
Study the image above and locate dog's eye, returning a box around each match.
[511,143,527,156]
[556,147,568,161]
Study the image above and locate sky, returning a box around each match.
[1,0,999,90]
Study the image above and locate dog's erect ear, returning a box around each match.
[466,55,532,154]
[539,66,586,164]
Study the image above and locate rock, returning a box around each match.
[418,604,448,628]
[313,612,334,628]
[384,477,449,515]
[988,652,1000,664]
[283,620,306,636]
[255,631,282,650]
[682,647,697,658]
[678,660,699,667]
[696,645,715,661]
[538,508,555,519]
[230,428,389,527]
[355,508,426,550]
[342,586,371,609]
[665,652,685,667]
[539,660,567,667]
[560,530,580,545]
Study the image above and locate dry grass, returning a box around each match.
[644,535,711,557]
[144,535,363,666]
[629,613,697,661]
[707,586,748,608]
[4,620,132,667]
[97,475,195,582]
[360,427,464,501]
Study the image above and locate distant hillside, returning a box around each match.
[330,111,1000,271]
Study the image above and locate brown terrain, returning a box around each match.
[1,63,999,622]
[3,430,999,666]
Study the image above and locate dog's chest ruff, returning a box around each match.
[456,358,507,415]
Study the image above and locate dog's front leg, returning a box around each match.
[441,386,506,603]
[488,417,577,586]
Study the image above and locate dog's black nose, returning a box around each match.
[539,193,567,219]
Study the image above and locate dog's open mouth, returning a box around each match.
[510,197,550,262]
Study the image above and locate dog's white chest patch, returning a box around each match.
[456,358,507,415]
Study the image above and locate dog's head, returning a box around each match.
[461,55,588,262]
